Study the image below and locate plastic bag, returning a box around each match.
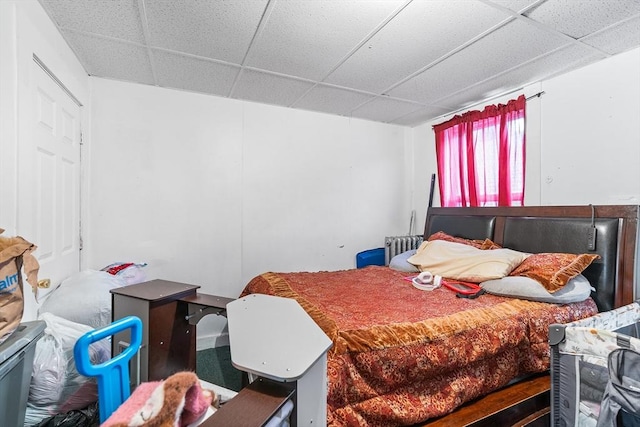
[38,270,126,329]
[33,402,99,427]
[25,313,110,426]
[101,262,147,285]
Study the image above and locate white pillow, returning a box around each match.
[389,249,420,273]
[407,240,529,282]
[480,274,594,304]
[38,270,126,328]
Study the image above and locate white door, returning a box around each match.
[17,58,82,294]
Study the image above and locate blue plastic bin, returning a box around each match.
[356,248,385,268]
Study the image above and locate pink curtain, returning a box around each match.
[434,95,526,207]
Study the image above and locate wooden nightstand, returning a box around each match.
[110,279,230,383]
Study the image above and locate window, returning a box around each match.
[434,95,526,207]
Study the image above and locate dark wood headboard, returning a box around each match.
[423,205,639,312]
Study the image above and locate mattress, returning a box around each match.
[241,265,599,426]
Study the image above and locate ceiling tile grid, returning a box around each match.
[231,69,316,107]
[387,18,572,103]
[485,0,542,14]
[292,84,377,117]
[580,15,640,54]
[62,31,155,85]
[323,0,514,93]
[524,0,640,39]
[350,96,425,123]
[152,50,241,97]
[390,104,454,127]
[246,0,406,81]
[37,0,640,127]
[42,0,145,44]
[143,0,268,64]
[438,44,605,110]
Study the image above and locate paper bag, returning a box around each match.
[0,228,39,344]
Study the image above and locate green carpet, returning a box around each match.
[196,345,243,392]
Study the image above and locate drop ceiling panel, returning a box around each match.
[144,0,268,64]
[388,19,571,103]
[247,0,405,81]
[485,0,541,13]
[524,0,640,39]
[293,85,376,117]
[153,51,240,97]
[231,69,315,107]
[37,0,640,127]
[390,105,453,126]
[325,0,512,93]
[351,97,423,123]
[39,0,145,44]
[581,16,640,55]
[440,45,604,109]
[62,31,155,85]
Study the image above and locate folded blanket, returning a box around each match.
[103,371,216,427]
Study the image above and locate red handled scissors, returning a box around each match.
[405,276,485,298]
[441,279,486,299]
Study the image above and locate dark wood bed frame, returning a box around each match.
[417,204,639,426]
[114,205,639,427]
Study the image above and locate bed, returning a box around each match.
[220,205,639,427]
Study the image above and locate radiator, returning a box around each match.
[384,235,423,265]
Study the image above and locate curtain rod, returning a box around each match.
[431,91,545,128]
[526,91,545,101]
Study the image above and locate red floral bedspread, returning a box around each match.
[240,266,598,426]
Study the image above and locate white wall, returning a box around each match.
[86,79,409,344]
[409,47,640,232]
[539,48,640,205]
